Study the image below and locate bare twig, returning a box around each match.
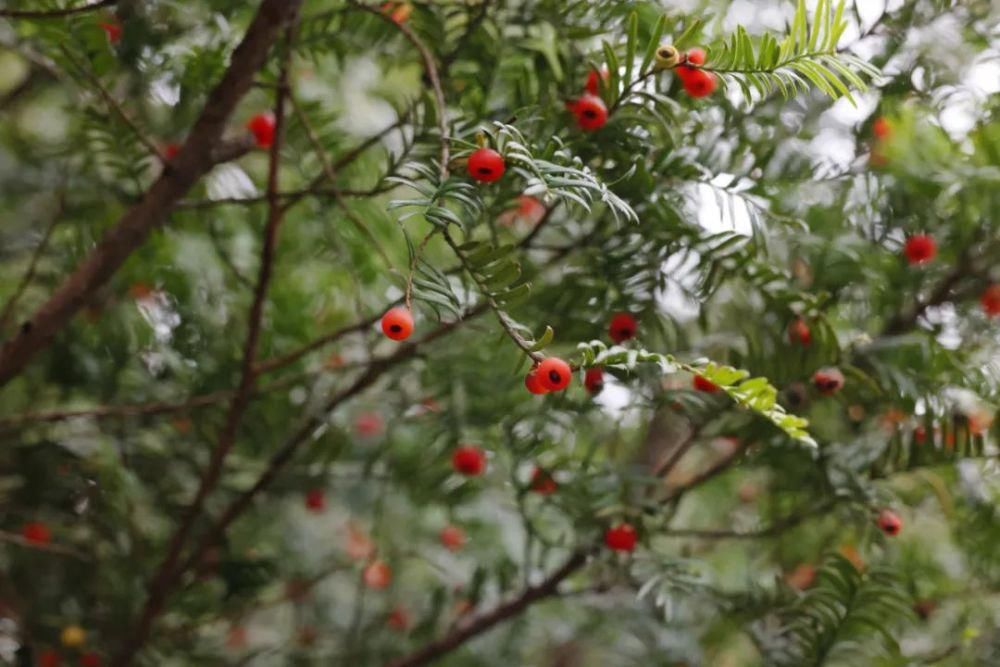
[111,14,301,665]
[0,0,115,19]
[0,0,304,389]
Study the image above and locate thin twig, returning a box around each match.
[662,500,838,539]
[0,194,64,333]
[58,46,166,161]
[354,1,449,180]
[384,550,590,667]
[0,0,115,19]
[111,15,301,666]
[289,94,396,269]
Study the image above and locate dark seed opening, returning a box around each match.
[583,109,597,118]
[478,167,493,175]
[548,370,561,383]
[390,324,402,332]
[619,328,632,337]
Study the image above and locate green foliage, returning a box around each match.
[0,0,998,665]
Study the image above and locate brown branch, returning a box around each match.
[110,14,301,666]
[0,0,304,389]
[656,438,752,507]
[384,550,590,667]
[176,303,491,579]
[0,0,114,19]
[0,194,64,333]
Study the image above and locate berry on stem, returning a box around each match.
[451,445,487,476]
[903,234,936,265]
[877,509,902,536]
[530,466,558,495]
[571,94,608,131]
[788,318,811,346]
[164,143,181,160]
[677,47,706,77]
[585,67,609,96]
[246,112,276,149]
[584,367,604,394]
[305,489,325,513]
[608,312,637,343]
[536,357,572,392]
[381,306,414,341]
[980,284,1000,316]
[380,1,412,23]
[467,147,505,183]
[363,559,392,589]
[812,367,844,396]
[524,367,550,395]
[693,375,720,393]
[21,521,51,545]
[440,525,466,551]
[604,523,637,552]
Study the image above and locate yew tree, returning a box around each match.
[1,0,999,665]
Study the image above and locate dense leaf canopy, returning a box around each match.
[0,0,998,665]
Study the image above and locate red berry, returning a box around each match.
[980,285,1000,316]
[363,559,392,589]
[246,112,276,148]
[355,411,384,436]
[100,20,122,44]
[381,2,412,24]
[812,367,845,396]
[381,306,414,341]
[164,143,181,160]
[608,312,637,343]
[524,368,550,395]
[904,235,936,265]
[572,94,608,131]
[914,425,927,444]
[530,466,557,495]
[686,48,707,66]
[872,117,892,139]
[440,525,466,551]
[693,375,720,393]
[681,69,717,98]
[79,653,101,667]
[536,357,572,392]
[467,147,505,183]
[584,367,604,394]
[585,67,609,96]
[604,523,637,552]
[788,318,811,346]
[305,489,325,513]
[877,509,902,536]
[452,445,487,476]
[387,606,411,631]
[21,521,51,545]
[38,650,62,667]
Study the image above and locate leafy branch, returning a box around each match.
[576,341,815,446]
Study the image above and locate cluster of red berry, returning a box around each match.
[675,48,717,98]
